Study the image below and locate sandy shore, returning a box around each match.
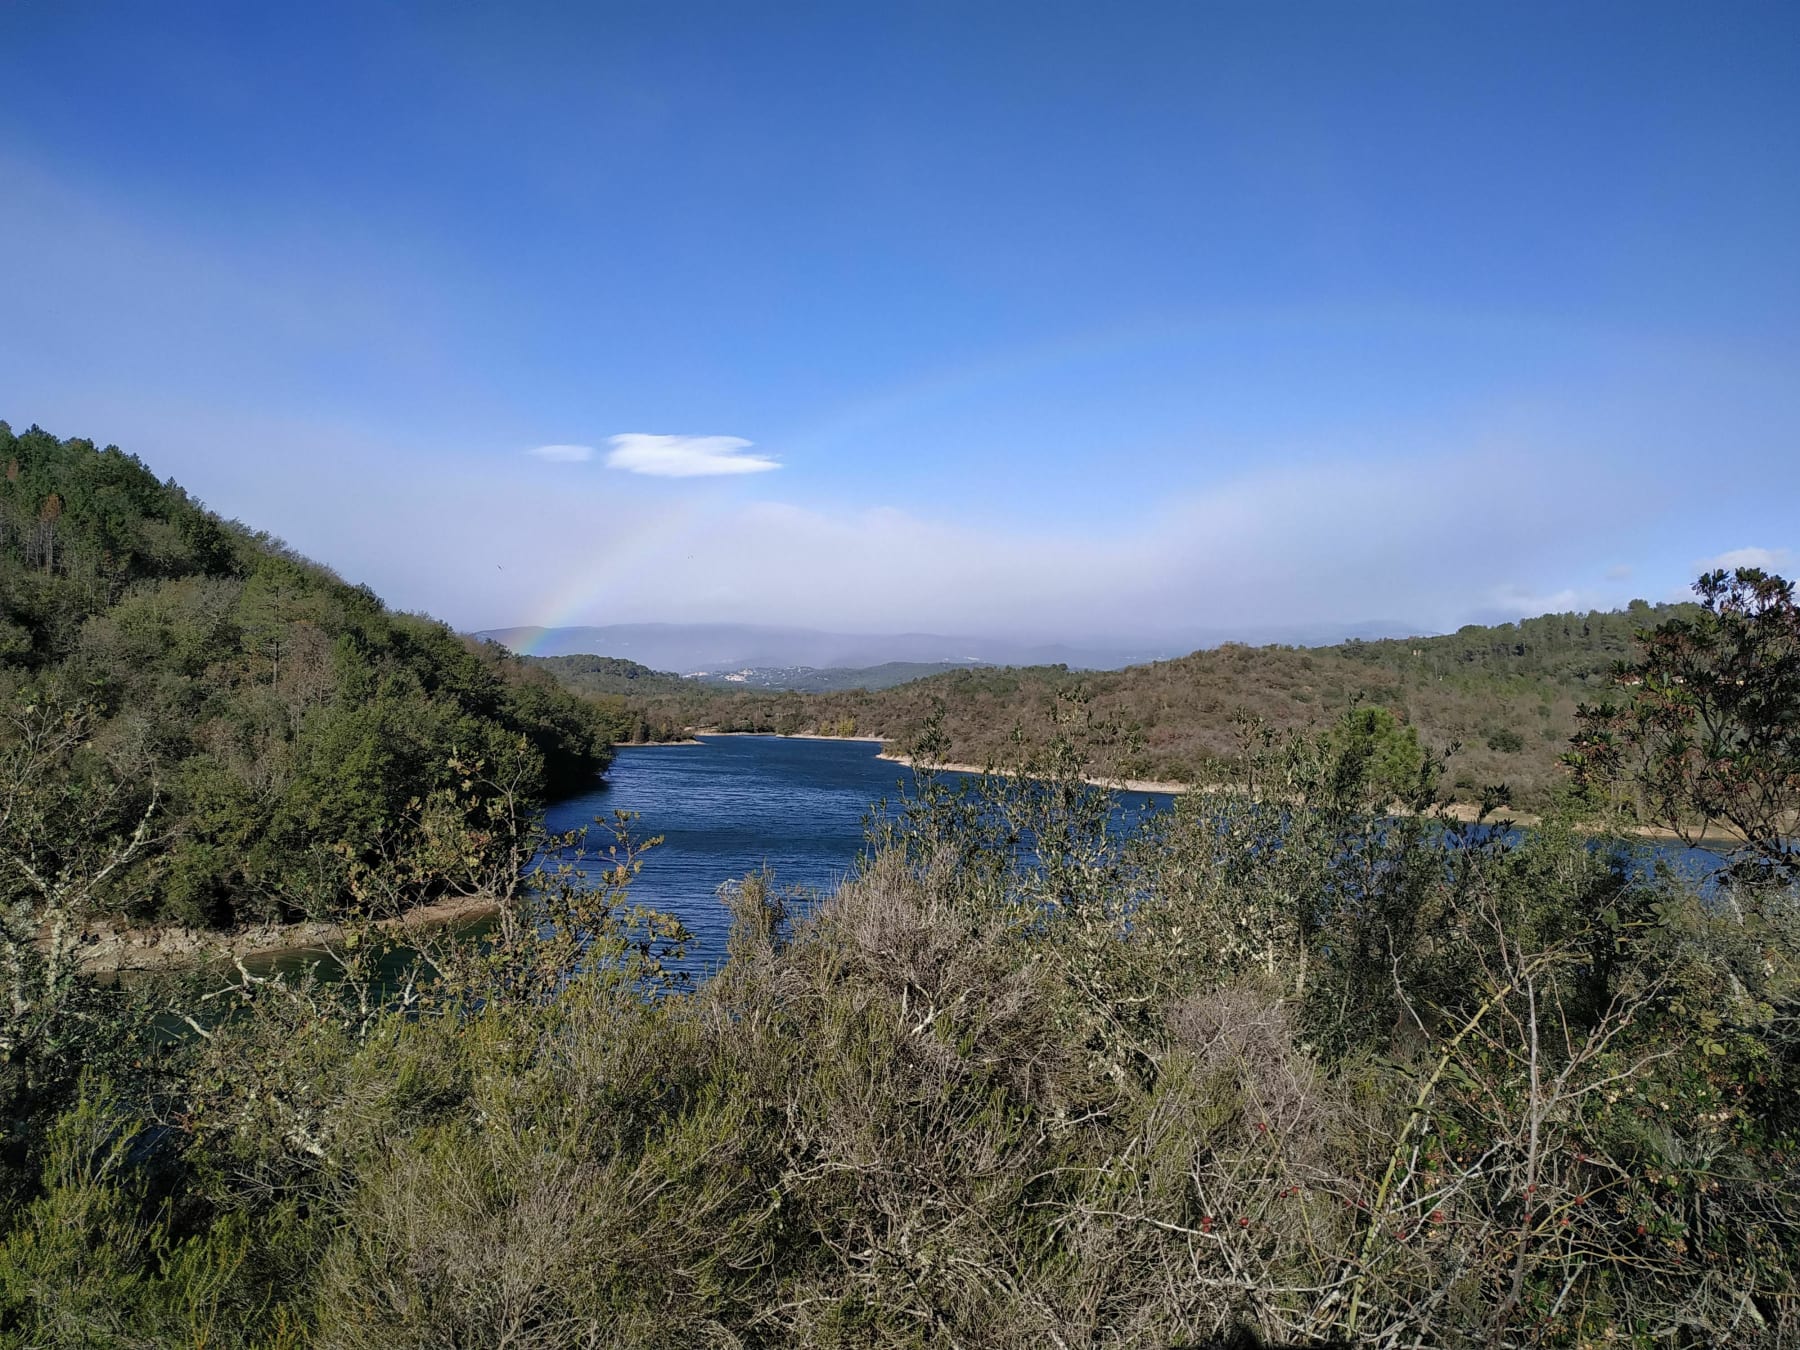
[635,731,1714,843]
[682,736,1535,816]
[876,749,1194,796]
[688,730,889,744]
[877,755,1738,840]
[73,893,502,974]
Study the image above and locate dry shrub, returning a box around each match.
[9,749,1796,1347]
[783,848,1081,1105]
[725,851,1117,1345]
[1167,986,1331,1146]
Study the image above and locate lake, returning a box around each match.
[539,735,1731,979]
[234,736,1164,991]
[542,736,912,966]
[541,735,1172,973]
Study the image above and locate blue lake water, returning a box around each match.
[540,735,1732,977]
[541,737,918,967]
[541,735,1172,973]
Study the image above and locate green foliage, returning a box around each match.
[1572,567,1800,886]
[0,1083,315,1346]
[0,423,616,929]
[531,656,695,743]
[535,653,694,696]
[0,715,1796,1344]
[1325,704,1431,808]
[572,604,1699,809]
[1486,726,1525,753]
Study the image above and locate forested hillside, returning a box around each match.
[534,654,693,697]
[0,423,619,927]
[531,653,993,696]
[530,655,698,743]
[573,603,1695,808]
[4,578,1795,1344]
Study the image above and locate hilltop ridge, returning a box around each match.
[476,619,1428,672]
[0,422,619,928]
[553,601,1697,808]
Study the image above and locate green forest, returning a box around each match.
[3,428,1797,1346]
[547,603,1698,811]
[0,424,621,930]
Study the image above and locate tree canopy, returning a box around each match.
[0,423,620,928]
[1571,567,1800,885]
[579,603,1698,808]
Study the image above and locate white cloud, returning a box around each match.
[1695,546,1793,574]
[1605,563,1632,581]
[475,449,1616,639]
[1484,585,1584,618]
[526,443,594,462]
[605,433,780,478]
[142,413,1641,643]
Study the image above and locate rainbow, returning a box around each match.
[512,304,1547,644]
[509,497,706,654]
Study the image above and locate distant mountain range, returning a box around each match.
[473,621,1430,673]
[687,662,986,692]
[531,654,991,696]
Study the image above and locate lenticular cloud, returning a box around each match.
[605,434,780,478]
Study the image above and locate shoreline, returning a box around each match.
[875,748,1194,796]
[73,892,502,975]
[624,730,1717,845]
[688,729,889,745]
[885,753,1736,841]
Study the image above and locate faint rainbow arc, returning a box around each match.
[515,304,1566,640]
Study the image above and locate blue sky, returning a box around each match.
[2,1,1796,641]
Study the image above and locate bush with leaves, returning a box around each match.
[0,581,1795,1346]
[0,423,619,928]
[1571,566,1800,888]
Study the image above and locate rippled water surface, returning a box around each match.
[541,736,931,972]
[540,735,1729,978]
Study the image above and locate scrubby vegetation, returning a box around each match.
[3,567,1796,1345]
[0,422,620,931]
[3,424,1795,1343]
[579,603,1698,811]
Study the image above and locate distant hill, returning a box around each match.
[533,654,997,696]
[578,602,1700,809]
[478,622,1167,671]
[686,661,988,692]
[476,620,1430,672]
[532,654,693,696]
